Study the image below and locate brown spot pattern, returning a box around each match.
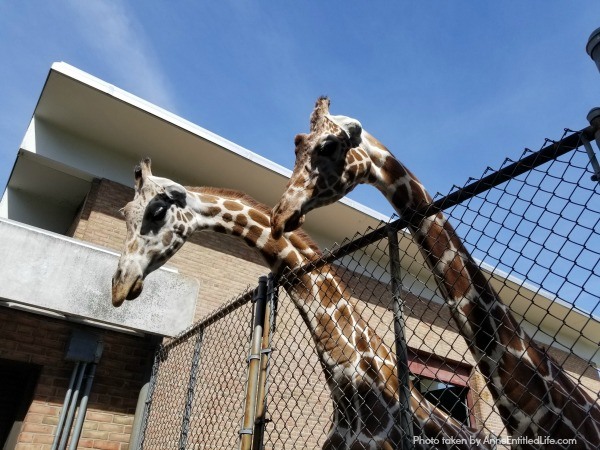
[223,200,243,211]
[162,231,173,247]
[248,209,269,227]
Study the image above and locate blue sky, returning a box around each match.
[1,1,600,219]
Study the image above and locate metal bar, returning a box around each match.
[68,363,97,450]
[387,228,414,449]
[239,276,269,450]
[163,289,254,352]
[429,126,593,213]
[58,362,87,450]
[581,130,600,183]
[51,361,81,450]
[129,336,162,450]
[135,344,164,450]
[179,327,205,450]
[252,274,278,450]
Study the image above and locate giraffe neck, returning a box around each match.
[358,134,600,445]
[185,187,486,449]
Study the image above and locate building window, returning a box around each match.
[412,375,470,425]
[408,350,474,427]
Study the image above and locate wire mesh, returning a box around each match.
[264,128,600,449]
[139,289,255,450]
[139,128,599,449]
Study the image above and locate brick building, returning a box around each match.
[1,63,598,449]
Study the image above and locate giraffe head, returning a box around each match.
[111,158,197,307]
[271,96,366,239]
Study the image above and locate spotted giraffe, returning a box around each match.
[270,97,600,449]
[112,158,491,449]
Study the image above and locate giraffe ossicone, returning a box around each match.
[270,97,600,449]
[112,158,490,449]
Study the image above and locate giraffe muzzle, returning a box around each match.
[111,272,144,307]
[270,207,305,240]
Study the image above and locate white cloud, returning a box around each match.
[67,0,177,111]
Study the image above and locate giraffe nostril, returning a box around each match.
[112,269,122,286]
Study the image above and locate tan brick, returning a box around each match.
[41,416,58,426]
[26,413,44,424]
[21,423,53,434]
[18,432,35,443]
[15,444,44,450]
[82,421,99,430]
[32,434,54,444]
[91,440,120,450]
[97,423,124,433]
[85,412,113,423]
[111,415,134,426]
[81,430,109,440]
[107,433,130,442]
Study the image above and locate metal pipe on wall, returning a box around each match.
[58,362,88,450]
[68,363,97,450]
[50,362,82,450]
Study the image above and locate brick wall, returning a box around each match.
[0,307,156,450]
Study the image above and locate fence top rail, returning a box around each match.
[161,288,255,351]
[288,126,594,271]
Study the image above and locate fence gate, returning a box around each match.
[137,126,600,450]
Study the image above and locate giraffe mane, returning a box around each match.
[310,95,330,131]
[186,186,323,257]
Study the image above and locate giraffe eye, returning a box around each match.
[146,198,170,222]
[319,137,339,157]
[152,205,168,221]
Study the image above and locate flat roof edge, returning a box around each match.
[49,62,389,223]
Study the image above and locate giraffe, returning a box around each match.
[112,158,491,449]
[270,97,600,449]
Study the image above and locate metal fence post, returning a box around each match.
[585,109,600,183]
[239,276,269,450]
[135,344,164,450]
[586,27,600,74]
[179,328,204,450]
[387,226,414,449]
[251,273,278,449]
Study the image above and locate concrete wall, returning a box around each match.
[0,218,198,336]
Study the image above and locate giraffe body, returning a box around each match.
[270,97,600,449]
[112,158,490,449]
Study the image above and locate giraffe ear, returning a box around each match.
[134,164,143,192]
[164,183,187,206]
[148,176,188,206]
[134,158,153,192]
[328,115,362,146]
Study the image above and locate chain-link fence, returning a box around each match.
[138,288,260,450]
[137,127,600,449]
